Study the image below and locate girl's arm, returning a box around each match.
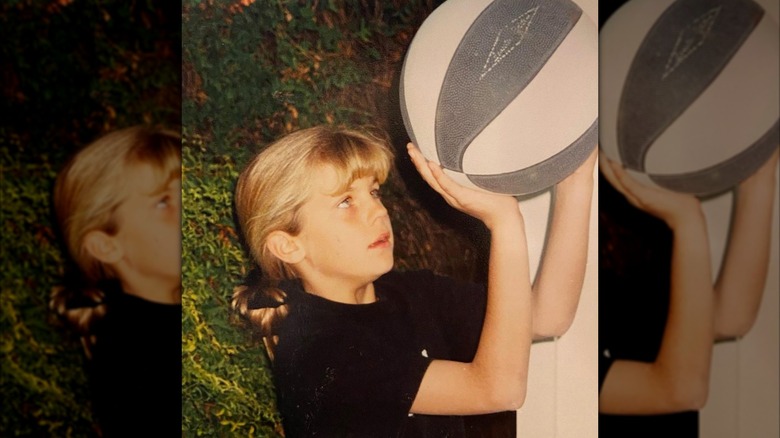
[530,147,596,338]
[713,149,778,339]
[407,143,533,415]
[599,158,714,414]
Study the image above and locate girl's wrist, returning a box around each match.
[556,177,594,202]
[558,149,597,189]
[664,204,706,232]
[484,207,524,233]
[737,171,776,199]
[559,168,595,187]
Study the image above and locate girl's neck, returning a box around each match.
[302,278,377,305]
[119,277,181,305]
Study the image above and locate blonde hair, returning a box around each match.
[50,126,181,345]
[232,125,394,358]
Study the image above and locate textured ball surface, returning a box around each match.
[600,0,780,196]
[400,0,598,195]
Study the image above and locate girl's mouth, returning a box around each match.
[369,233,391,249]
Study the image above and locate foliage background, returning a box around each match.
[181,0,493,436]
[1,1,180,436]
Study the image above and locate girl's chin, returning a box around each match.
[372,259,395,278]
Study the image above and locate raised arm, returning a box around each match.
[599,158,714,414]
[407,143,533,415]
[530,147,596,338]
[713,148,779,339]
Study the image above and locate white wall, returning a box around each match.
[515,0,600,418]
[515,159,599,438]
[701,165,779,437]
[700,1,779,435]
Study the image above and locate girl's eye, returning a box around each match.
[370,188,381,199]
[337,197,352,209]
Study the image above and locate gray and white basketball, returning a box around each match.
[600,0,780,196]
[400,0,598,195]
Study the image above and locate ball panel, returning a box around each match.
[399,0,494,168]
[467,119,598,195]
[647,11,779,175]
[600,0,779,195]
[598,0,676,165]
[398,62,420,151]
[401,0,598,195]
[461,11,598,175]
[650,120,779,195]
[398,61,420,150]
[435,0,582,171]
[617,0,764,172]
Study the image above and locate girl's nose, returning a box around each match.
[368,197,389,223]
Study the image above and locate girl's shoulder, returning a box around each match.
[378,268,483,291]
[376,269,485,310]
[375,269,443,303]
[376,269,436,288]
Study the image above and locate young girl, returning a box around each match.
[50,125,182,437]
[233,125,594,436]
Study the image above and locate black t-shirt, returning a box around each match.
[273,269,514,437]
[87,292,182,437]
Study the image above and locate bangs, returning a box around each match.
[311,130,394,195]
[128,130,182,193]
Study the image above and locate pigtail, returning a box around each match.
[232,278,289,361]
[49,276,110,360]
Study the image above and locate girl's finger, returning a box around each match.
[406,143,433,180]
[407,143,450,198]
[606,160,643,208]
[599,155,631,199]
[426,161,464,207]
[610,161,662,202]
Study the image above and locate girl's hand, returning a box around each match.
[599,154,702,229]
[407,143,521,230]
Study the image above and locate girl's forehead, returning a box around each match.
[311,165,378,196]
[123,161,181,197]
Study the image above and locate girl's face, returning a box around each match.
[293,165,394,293]
[111,162,181,298]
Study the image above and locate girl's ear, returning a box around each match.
[83,230,123,265]
[266,231,305,264]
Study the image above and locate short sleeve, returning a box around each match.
[386,270,487,362]
[271,271,490,436]
[273,298,433,436]
[599,345,615,392]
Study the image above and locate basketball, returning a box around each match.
[600,0,780,196]
[399,0,598,195]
